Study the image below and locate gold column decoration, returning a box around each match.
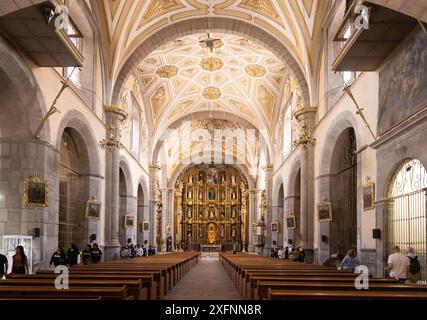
[260,190,267,223]
[99,104,128,150]
[240,182,248,252]
[155,186,163,249]
[292,106,317,149]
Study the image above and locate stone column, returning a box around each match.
[159,187,174,252]
[103,105,127,260]
[294,106,317,262]
[149,164,161,250]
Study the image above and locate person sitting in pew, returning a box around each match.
[385,245,409,283]
[277,247,284,259]
[11,246,29,274]
[406,247,421,284]
[339,249,359,272]
[148,246,155,256]
[90,243,102,263]
[136,244,144,257]
[67,243,80,267]
[50,247,67,268]
[82,244,92,265]
[0,252,8,279]
[120,246,129,259]
[297,248,306,263]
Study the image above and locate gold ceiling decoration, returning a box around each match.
[202,86,222,100]
[200,57,224,72]
[144,0,183,22]
[239,0,279,20]
[156,65,179,78]
[245,64,267,77]
[200,38,224,51]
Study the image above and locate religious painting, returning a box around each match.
[379,30,427,134]
[85,197,101,219]
[318,200,332,222]
[142,221,150,232]
[208,188,216,200]
[286,215,296,229]
[198,171,206,184]
[23,176,48,207]
[271,220,279,233]
[207,168,218,184]
[363,179,375,211]
[124,214,135,228]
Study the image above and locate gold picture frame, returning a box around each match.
[363,178,375,211]
[271,220,279,233]
[286,215,296,229]
[85,197,101,219]
[23,176,48,207]
[318,200,333,222]
[142,221,150,232]
[124,214,135,228]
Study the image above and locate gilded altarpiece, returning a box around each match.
[175,165,249,251]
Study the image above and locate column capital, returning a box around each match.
[149,164,161,170]
[104,104,128,121]
[293,106,318,122]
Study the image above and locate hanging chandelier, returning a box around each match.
[293,123,316,149]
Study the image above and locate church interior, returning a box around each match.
[0,0,427,301]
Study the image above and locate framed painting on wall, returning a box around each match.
[363,178,375,211]
[124,214,135,228]
[23,176,48,207]
[271,221,279,233]
[318,200,332,222]
[85,197,101,219]
[286,215,296,229]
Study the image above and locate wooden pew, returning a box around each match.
[0,278,147,300]
[267,288,427,300]
[0,285,129,300]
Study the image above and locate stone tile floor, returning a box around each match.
[162,256,243,300]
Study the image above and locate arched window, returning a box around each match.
[387,159,427,281]
[283,107,292,157]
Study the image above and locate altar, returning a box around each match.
[201,244,222,257]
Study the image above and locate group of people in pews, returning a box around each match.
[271,243,306,262]
[385,245,421,284]
[50,243,102,268]
[120,241,155,259]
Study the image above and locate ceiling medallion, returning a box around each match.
[200,57,224,72]
[245,64,267,77]
[202,86,222,100]
[156,65,179,78]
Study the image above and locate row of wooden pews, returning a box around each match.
[0,252,200,300]
[220,252,427,300]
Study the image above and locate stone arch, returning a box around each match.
[118,156,136,246]
[56,110,101,176]
[0,35,48,140]
[319,111,361,176]
[285,157,302,246]
[112,17,310,107]
[136,175,149,246]
[151,110,272,166]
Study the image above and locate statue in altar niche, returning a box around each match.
[231,174,237,185]
[231,188,237,200]
[220,207,225,219]
[231,225,236,238]
[198,189,204,201]
[231,207,237,219]
[198,207,204,220]
[220,172,226,184]
[220,189,226,201]
[220,225,225,238]
[188,174,193,185]
[208,207,215,220]
[198,171,205,184]
[187,188,192,199]
[208,224,216,244]
[208,188,216,200]
[187,207,192,219]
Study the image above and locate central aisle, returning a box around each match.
[162,256,242,300]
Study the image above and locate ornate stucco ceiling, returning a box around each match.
[133,34,299,133]
[93,0,330,91]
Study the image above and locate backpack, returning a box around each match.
[408,256,421,274]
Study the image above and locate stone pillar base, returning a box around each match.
[102,243,121,261]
